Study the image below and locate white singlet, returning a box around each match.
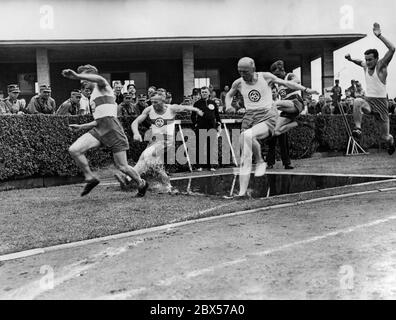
[364,66,387,98]
[240,72,273,111]
[91,84,118,119]
[149,105,176,137]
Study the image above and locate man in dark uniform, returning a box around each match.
[191,86,222,172]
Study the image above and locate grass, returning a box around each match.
[1,153,396,255]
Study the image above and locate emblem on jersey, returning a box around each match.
[208,104,215,110]
[154,118,165,128]
[248,90,261,102]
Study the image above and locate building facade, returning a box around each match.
[0,0,366,103]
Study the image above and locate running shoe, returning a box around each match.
[284,165,294,170]
[81,178,100,197]
[137,179,149,197]
[254,162,267,177]
[210,168,216,172]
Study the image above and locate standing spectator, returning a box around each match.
[191,86,221,172]
[56,89,82,115]
[2,84,26,114]
[113,82,124,105]
[266,133,294,170]
[327,79,342,109]
[347,80,357,98]
[220,85,230,106]
[79,81,95,115]
[117,92,140,117]
[26,84,56,114]
[191,88,201,104]
[127,84,137,103]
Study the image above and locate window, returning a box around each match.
[194,69,220,89]
[194,78,210,88]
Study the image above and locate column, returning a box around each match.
[301,55,312,90]
[321,48,334,92]
[36,47,50,86]
[182,45,194,97]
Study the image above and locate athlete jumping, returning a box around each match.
[62,65,148,197]
[345,22,396,155]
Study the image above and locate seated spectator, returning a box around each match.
[341,97,354,114]
[113,82,124,105]
[321,97,333,115]
[309,95,324,115]
[79,81,95,115]
[56,89,82,115]
[2,84,26,114]
[0,100,8,114]
[157,88,167,97]
[164,92,172,104]
[136,94,149,114]
[117,92,140,117]
[147,86,157,105]
[127,84,137,103]
[26,84,56,114]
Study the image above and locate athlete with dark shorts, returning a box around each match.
[345,22,396,155]
[62,65,148,196]
[225,57,318,198]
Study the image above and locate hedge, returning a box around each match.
[1,114,396,181]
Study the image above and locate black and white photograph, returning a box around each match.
[1,0,396,306]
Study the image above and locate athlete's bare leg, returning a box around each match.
[353,98,371,130]
[238,122,271,196]
[113,151,145,188]
[69,133,101,181]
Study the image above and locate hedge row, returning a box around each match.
[1,114,396,181]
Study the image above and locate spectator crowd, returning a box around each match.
[1,78,396,118]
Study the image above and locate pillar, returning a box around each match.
[36,48,50,86]
[301,55,312,90]
[321,48,334,93]
[182,45,194,97]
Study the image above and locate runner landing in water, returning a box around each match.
[115,92,203,192]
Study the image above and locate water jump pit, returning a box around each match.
[118,171,391,199]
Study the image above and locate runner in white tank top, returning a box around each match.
[62,65,149,197]
[345,22,395,155]
[225,57,319,198]
[113,92,203,192]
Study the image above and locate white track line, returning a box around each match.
[1,185,396,262]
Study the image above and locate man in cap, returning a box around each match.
[2,84,26,114]
[56,89,83,115]
[26,84,56,114]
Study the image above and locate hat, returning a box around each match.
[39,84,51,92]
[71,89,82,96]
[8,84,21,93]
